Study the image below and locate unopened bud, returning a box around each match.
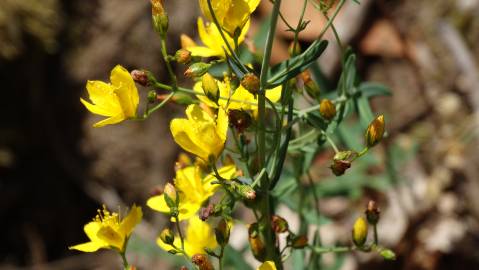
[330,159,351,176]
[241,73,260,96]
[291,234,308,249]
[175,49,192,64]
[215,219,231,247]
[131,69,149,86]
[319,99,336,120]
[163,183,177,208]
[271,215,289,233]
[248,223,266,261]
[365,115,385,148]
[288,42,302,56]
[228,110,252,133]
[365,200,380,225]
[180,266,188,270]
[159,228,175,245]
[300,71,320,99]
[184,63,211,78]
[379,249,396,260]
[147,90,158,103]
[151,0,168,36]
[233,182,256,200]
[201,73,219,102]
[157,92,195,105]
[191,254,214,270]
[352,217,368,247]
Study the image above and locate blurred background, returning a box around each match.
[1,0,479,269]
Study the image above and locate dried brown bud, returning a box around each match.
[241,73,260,95]
[248,223,266,261]
[228,109,252,133]
[319,99,336,120]
[199,204,214,221]
[291,235,308,249]
[330,159,351,176]
[271,215,289,233]
[191,254,214,270]
[365,200,380,225]
[131,70,149,86]
[365,115,385,148]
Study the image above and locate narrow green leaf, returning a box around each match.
[267,40,328,87]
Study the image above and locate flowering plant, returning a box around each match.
[73,0,395,269]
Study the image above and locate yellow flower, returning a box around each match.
[69,205,142,253]
[194,76,282,111]
[182,17,249,58]
[147,164,237,221]
[80,65,139,127]
[170,104,228,161]
[257,261,277,270]
[157,216,218,257]
[199,0,260,35]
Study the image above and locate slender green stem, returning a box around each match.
[159,35,178,90]
[120,251,129,270]
[144,92,175,117]
[206,0,248,74]
[321,131,339,154]
[373,224,378,246]
[174,216,185,250]
[219,246,225,270]
[318,0,346,39]
[309,245,353,254]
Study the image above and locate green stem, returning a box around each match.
[120,251,129,270]
[321,131,339,154]
[373,224,378,246]
[318,0,347,40]
[144,92,175,117]
[258,0,283,268]
[159,35,178,90]
[174,216,185,250]
[309,245,353,254]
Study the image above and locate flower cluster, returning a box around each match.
[72,0,395,269]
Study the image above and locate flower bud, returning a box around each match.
[330,159,351,176]
[184,63,211,78]
[248,223,266,261]
[228,109,252,133]
[288,42,302,56]
[241,73,260,96]
[365,200,380,225]
[147,90,158,103]
[319,99,336,120]
[215,219,231,247]
[159,228,175,245]
[352,217,368,247]
[233,182,256,200]
[271,215,288,233]
[201,73,219,103]
[163,183,177,208]
[365,115,385,148]
[151,0,168,36]
[175,49,192,64]
[290,234,308,249]
[191,254,214,270]
[131,69,149,86]
[379,249,396,260]
[300,70,320,99]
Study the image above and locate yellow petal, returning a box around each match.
[216,107,228,143]
[265,85,282,103]
[83,221,103,243]
[247,0,261,12]
[80,98,116,117]
[119,205,142,237]
[92,114,126,128]
[223,0,251,34]
[203,164,237,195]
[83,80,122,116]
[183,216,218,257]
[69,241,106,252]
[157,235,182,254]
[96,226,124,250]
[110,65,139,118]
[258,261,277,270]
[147,195,169,214]
[181,34,197,48]
[170,118,211,160]
[199,0,232,23]
[187,45,221,58]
